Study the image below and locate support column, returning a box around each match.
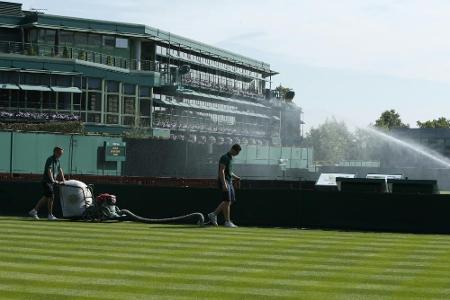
[135,39,142,70]
[134,84,139,127]
[149,88,154,130]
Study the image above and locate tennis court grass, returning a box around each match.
[1,216,450,300]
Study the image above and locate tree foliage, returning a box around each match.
[374,110,409,130]
[275,85,295,101]
[305,118,357,164]
[305,119,390,165]
[417,117,450,128]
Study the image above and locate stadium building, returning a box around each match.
[0,1,311,179]
[0,1,304,146]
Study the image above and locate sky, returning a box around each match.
[17,0,450,130]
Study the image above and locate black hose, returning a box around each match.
[119,209,204,226]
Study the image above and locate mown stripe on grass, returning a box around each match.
[1,269,450,299]
[2,217,450,300]
[3,228,449,261]
[3,242,448,276]
[3,218,448,244]
[2,259,450,292]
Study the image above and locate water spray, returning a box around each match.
[363,126,450,169]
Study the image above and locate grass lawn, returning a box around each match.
[1,216,450,300]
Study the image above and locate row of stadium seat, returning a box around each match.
[153,117,266,137]
[182,77,263,100]
[168,133,270,146]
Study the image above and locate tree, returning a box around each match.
[417,117,450,128]
[374,109,409,130]
[305,117,357,164]
[275,85,295,101]
[352,127,387,162]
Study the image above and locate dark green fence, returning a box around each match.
[2,180,450,233]
[0,131,124,176]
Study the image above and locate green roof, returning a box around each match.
[21,13,275,75]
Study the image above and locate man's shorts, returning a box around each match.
[218,179,236,203]
[42,182,54,198]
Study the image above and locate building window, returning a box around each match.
[87,33,102,47]
[52,75,72,87]
[74,77,83,89]
[42,92,56,110]
[107,81,119,93]
[73,93,83,111]
[29,29,38,43]
[27,91,42,109]
[0,90,9,108]
[115,38,129,49]
[58,93,71,111]
[140,99,151,117]
[106,114,119,124]
[38,29,56,44]
[87,92,102,111]
[123,84,135,95]
[21,73,48,86]
[103,36,115,47]
[10,91,21,108]
[139,86,150,97]
[122,116,135,126]
[106,95,119,113]
[74,32,88,45]
[60,30,74,45]
[122,96,135,115]
[87,113,101,123]
[0,71,18,84]
[87,78,101,90]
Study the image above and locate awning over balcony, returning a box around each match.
[15,85,82,93]
[50,86,82,93]
[19,84,52,92]
[0,83,19,90]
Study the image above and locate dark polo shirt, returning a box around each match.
[42,155,60,183]
[218,152,233,181]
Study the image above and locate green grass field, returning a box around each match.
[1,217,450,300]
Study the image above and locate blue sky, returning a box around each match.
[17,0,450,129]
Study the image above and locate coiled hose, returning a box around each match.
[119,209,205,226]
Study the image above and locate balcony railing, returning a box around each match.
[0,41,159,72]
[160,74,264,100]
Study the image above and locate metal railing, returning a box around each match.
[179,75,265,100]
[0,41,159,72]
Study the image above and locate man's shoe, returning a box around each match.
[224,221,238,228]
[48,214,58,221]
[29,209,39,220]
[208,212,218,226]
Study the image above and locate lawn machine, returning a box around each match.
[58,180,205,225]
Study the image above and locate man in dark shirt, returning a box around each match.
[29,146,65,220]
[208,144,241,228]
